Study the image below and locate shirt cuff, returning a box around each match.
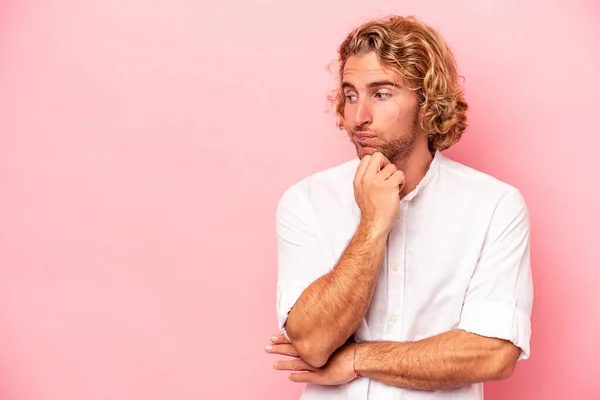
[456,299,532,360]
[276,284,307,341]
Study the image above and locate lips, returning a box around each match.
[354,133,376,142]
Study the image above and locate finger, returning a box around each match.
[389,170,406,188]
[265,343,299,357]
[289,372,318,383]
[376,163,397,180]
[270,333,290,344]
[274,359,317,372]
[354,155,371,183]
[363,152,390,180]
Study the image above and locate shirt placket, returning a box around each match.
[384,200,409,340]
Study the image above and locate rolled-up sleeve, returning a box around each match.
[275,184,328,339]
[457,188,534,360]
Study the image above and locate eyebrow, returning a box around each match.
[341,80,399,90]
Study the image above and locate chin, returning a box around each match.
[356,146,379,159]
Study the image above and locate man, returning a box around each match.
[265,15,533,400]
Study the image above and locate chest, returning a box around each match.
[317,199,489,341]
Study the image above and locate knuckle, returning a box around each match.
[293,360,304,370]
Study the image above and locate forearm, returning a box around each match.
[285,221,387,367]
[355,329,519,390]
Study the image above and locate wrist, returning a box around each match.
[352,343,367,378]
[353,342,362,378]
[357,219,389,243]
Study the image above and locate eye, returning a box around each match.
[374,92,392,100]
[345,94,358,103]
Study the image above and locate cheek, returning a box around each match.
[342,104,352,122]
[374,104,402,128]
[342,109,354,130]
[392,106,416,127]
[342,120,352,133]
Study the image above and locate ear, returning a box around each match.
[416,93,428,134]
[417,90,428,121]
[418,90,426,106]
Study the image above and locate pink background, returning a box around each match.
[1,1,599,399]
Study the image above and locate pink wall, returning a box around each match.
[0,1,598,399]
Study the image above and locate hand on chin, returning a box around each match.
[357,146,380,158]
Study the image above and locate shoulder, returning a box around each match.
[276,158,359,215]
[439,154,526,202]
[437,153,529,221]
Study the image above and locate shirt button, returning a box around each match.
[389,315,397,323]
[392,264,399,272]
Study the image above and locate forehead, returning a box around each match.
[342,52,405,86]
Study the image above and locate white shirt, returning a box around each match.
[275,150,533,400]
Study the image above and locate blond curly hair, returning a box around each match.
[329,15,468,151]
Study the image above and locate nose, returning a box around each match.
[352,97,373,127]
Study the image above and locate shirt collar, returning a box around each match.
[402,149,442,202]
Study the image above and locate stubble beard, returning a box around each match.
[352,114,420,169]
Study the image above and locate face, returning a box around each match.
[341,51,421,163]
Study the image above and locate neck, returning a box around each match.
[395,143,434,198]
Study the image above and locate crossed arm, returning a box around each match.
[352,329,520,390]
[283,220,387,368]
[277,225,521,388]
[267,328,520,389]
[273,185,532,389]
